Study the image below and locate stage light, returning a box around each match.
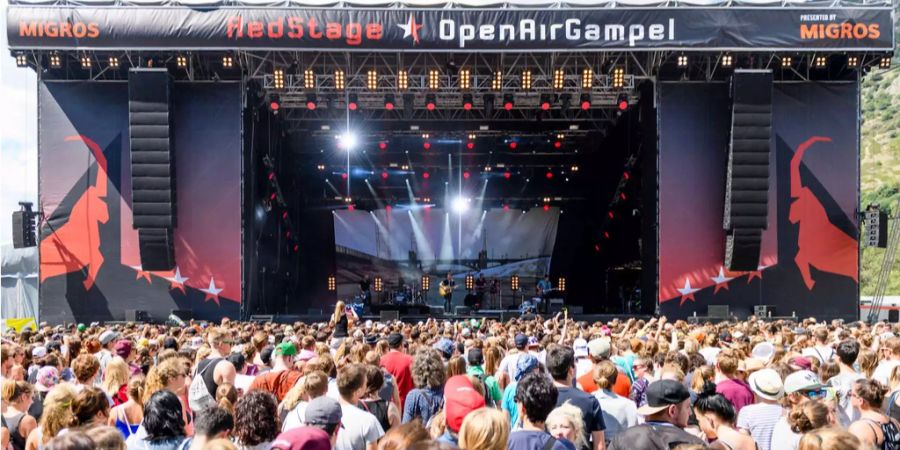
[348,94,359,111]
[623,171,630,180]
[467,142,475,150]
[13,53,26,67]
[504,172,511,179]
[384,94,396,110]
[556,134,565,140]
[80,56,91,69]
[422,133,430,139]
[401,164,410,170]
[521,70,532,90]
[580,93,591,110]
[176,55,188,68]
[674,54,687,68]
[373,276,383,292]
[341,173,348,180]
[269,100,280,112]
[327,276,336,291]
[571,165,579,172]
[451,196,470,214]
[339,132,358,151]
[423,141,431,149]
[222,55,233,68]
[503,204,510,211]
[304,69,315,89]
[721,54,733,67]
[429,69,440,90]
[108,56,119,68]
[484,166,492,172]
[546,171,554,179]
[848,56,859,68]
[468,133,477,140]
[553,141,562,149]
[880,56,891,69]
[398,70,409,90]
[617,93,629,111]
[540,94,553,111]
[508,141,517,150]
[425,93,437,111]
[421,276,430,290]
[553,69,565,90]
[282,211,289,220]
[273,68,285,89]
[379,141,387,150]
[334,70,345,90]
[463,171,470,179]
[543,204,550,211]
[558,277,566,292]
[511,275,520,291]
[381,171,389,180]
[492,71,503,91]
[459,68,471,90]
[465,274,474,290]
[317,164,326,171]
[503,93,514,111]
[543,197,551,203]
[462,93,474,111]
[306,93,318,110]
[581,68,593,89]
[49,53,61,68]
[366,69,378,90]
[612,67,625,88]
[814,56,827,68]
[620,192,627,200]
[781,56,792,68]
[423,172,430,179]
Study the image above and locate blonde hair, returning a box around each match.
[546,403,587,450]
[216,383,238,415]
[798,427,867,450]
[592,360,618,390]
[1,379,32,403]
[86,426,126,450]
[332,300,346,325]
[459,408,509,450]
[143,357,185,404]
[101,357,129,397]
[858,349,878,378]
[39,383,77,443]
[280,371,328,412]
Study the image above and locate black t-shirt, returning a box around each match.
[556,386,606,450]
[360,279,371,292]
[333,314,349,338]
[197,358,224,397]
[608,423,705,450]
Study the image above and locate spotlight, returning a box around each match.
[781,56,793,68]
[429,69,440,89]
[423,141,431,149]
[317,164,326,171]
[539,94,553,111]
[421,276,430,290]
[49,53,61,68]
[108,56,119,68]
[617,93,629,111]
[15,53,27,67]
[451,196,470,214]
[553,69,565,90]
[306,93,318,110]
[492,71,503,91]
[503,93,514,111]
[177,55,188,68]
[814,56,827,68]
[571,165,579,172]
[463,171,470,179]
[269,99,280,113]
[465,274,474,290]
[721,54,733,67]
[384,93,396,111]
[553,141,561,149]
[521,70,532,90]
[558,277,566,292]
[423,172,430,179]
[379,141,387,150]
[339,132,358,151]
[367,69,378,90]
[677,55,688,67]
[468,133,477,140]
[381,171,389,180]
[511,275,520,291]
[374,277,383,292]
[273,68,285,89]
[612,67,625,88]
[467,142,475,150]
[327,276,336,291]
[880,56,891,69]
[459,68,471,90]
[425,93,437,111]
[582,68,593,89]
[304,69,315,89]
[504,171,511,179]
[848,56,859,68]
[508,142,517,150]
[80,55,91,69]
[398,70,409,90]
[462,93,474,111]
[348,94,359,111]
[580,93,591,110]
[222,55,233,68]
[334,70,345,90]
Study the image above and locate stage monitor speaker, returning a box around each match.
[380,310,400,322]
[455,306,471,316]
[129,68,176,271]
[724,70,773,272]
[567,306,584,315]
[707,305,730,319]
[754,305,775,317]
[250,315,274,323]
[549,299,565,314]
[890,310,899,323]
[125,309,149,322]
[170,309,193,321]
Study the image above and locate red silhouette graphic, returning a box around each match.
[40,135,109,290]
[789,136,858,289]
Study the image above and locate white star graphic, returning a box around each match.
[711,267,734,285]
[200,277,224,303]
[677,278,700,305]
[164,267,190,293]
[397,14,423,44]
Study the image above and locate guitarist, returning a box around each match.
[439,272,455,313]
[536,274,553,314]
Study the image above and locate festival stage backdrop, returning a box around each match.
[38,81,242,323]
[658,82,859,320]
[333,207,559,303]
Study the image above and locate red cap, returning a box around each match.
[270,427,331,450]
[444,375,485,432]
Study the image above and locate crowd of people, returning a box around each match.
[2,304,900,450]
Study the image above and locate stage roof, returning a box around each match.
[6,0,893,6]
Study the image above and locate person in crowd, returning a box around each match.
[24,383,76,450]
[402,350,445,426]
[502,353,541,428]
[577,339,631,398]
[801,328,835,364]
[248,342,303,403]
[232,390,279,450]
[693,382,757,450]
[797,427,867,450]
[590,360,638,443]
[545,344,606,450]
[334,363,384,450]
[464,348,500,407]
[193,328,237,413]
[330,301,358,351]
[108,378,144,439]
[44,431,95,450]
[629,357,653,407]
[303,396,343,448]
[546,403,588,450]
[497,334,530,388]
[847,378,900,449]
[86,425,127,450]
[459,408,508,450]
[608,380,705,450]
[70,387,110,430]
[270,426,333,450]
[126,390,186,450]
[70,355,100,393]
[102,358,130,407]
[359,365,399,432]
[886,366,900,422]
[98,330,121,375]
[216,383,238,415]
[874,337,900,386]
[735,368,784,450]
[714,349,755,415]
[508,372,573,450]
[826,339,863,426]
[437,375,485,446]
[2,381,36,450]
[770,371,828,450]
[281,371,329,431]
[380,333,414,409]
[780,400,833,450]
[182,405,233,450]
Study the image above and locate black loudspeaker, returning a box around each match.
[129,69,176,271]
[125,309,149,322]
[170,309,193,321]
[724,70,773,271]
[11,211,36,248]
[889,310,899,323]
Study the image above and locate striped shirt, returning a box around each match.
[736,402,783,450]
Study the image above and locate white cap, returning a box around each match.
[784,370,822,394]
[573,338,589,358]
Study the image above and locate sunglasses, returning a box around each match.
[803,389,827,400]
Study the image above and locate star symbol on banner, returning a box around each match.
[397,14,423,44]
[677,278,700,306]
[711,267,735,294]
[201,277,224,305]
[130,265,152,283]
[747,264,770,284]
[164,267,190,294]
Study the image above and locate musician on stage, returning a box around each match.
[439,272,455,312]
[359,275,372,305]
[536,274,552,313]
[474,273,487,309]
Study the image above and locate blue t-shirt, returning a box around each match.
[502,382,520,428]
[402,387,443,426]
[508,430,576,450]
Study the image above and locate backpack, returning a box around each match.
[188,358,221,413]
[471,371,496,408]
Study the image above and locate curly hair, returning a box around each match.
[853,379,889,409]
[143,357,185,404]
[546,403,586,450]
[788,400,831,434]
[71,354,100,384]
[234,390,278,447]
[70,387,110,427]
[516,372,558,424]
[412,348,446,389]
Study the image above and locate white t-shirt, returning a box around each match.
[592,389,641,442]
[801,345,835,363]
[575,358,593,379]
[874,360,900,386]
[736,402,783,450]
[281,401,309,432]
[769,416,801,450]
[827,372,864,427]
[497,352,522,381]
[335,402,384,450]
[699,347,721,365]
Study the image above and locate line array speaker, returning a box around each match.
[724,70,773,271]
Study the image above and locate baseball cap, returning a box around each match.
[433,338,455,358]
[444,375,486,433]
[113,340,133,359]
[276,342,298,357]
[365,335,378,346]
[789,356,813,371]
[304,397,342,427]
[35,367,60,392]
[76,323,87,332]
[467,348,484,366]
[514,334,528,348]
[636,380,691,416]
[527,336,540,348]
[271,427,332,450]
[588,338,611,359]
[99,330,120,345]
[748,368,784,401]
[32,346,47,359]
[784,370,822,394]
[573,339,589,358]
[515,353,539,382]
[387,333,403,348]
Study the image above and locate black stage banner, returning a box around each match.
[7,6,894,52]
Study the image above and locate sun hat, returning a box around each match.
[748,368,784,401]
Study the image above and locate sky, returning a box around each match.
[0,0,39,247]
